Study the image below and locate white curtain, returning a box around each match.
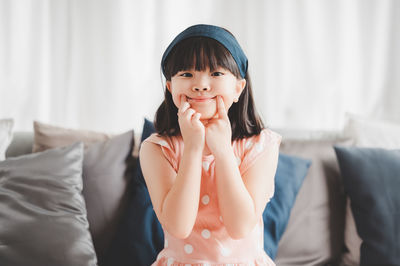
[1,0,399,133]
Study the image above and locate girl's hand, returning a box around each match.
[178,95,205,151]
[205,96,232,157]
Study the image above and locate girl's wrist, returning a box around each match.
[212,144,234,159]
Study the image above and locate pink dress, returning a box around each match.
[143,128,282,266]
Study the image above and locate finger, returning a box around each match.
[183,108,196,119]
[217,96,228,120]
[178,102,190,115]
[192,112,201,122]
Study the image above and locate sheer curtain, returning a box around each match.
[1,0,399,133]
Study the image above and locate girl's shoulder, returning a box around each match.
[234,128,282,175]
[234,128,282,151]
[142,133,183,172]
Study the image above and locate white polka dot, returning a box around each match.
[245,140,253,149]
[202,161,210,171]
[203,264,211,266]
[184,244,194,254]
[255,142,264,152]
[185,264,191,266]
[158,140,169,147]
[167,257,174,266]
[236,156,241,166]
[201,195,210,205]
[165,239,168,248]
[220,246,231,257]
[201,229,211,239]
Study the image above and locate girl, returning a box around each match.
[140,24,281,266]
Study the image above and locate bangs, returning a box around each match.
[163,37,241,80]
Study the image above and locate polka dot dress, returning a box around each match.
[143,129,281,266]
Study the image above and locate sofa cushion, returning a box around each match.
[263,153,310,259]
[32,121,136,265]
[106,119,311,265]
[0,118,14,161]
[275,135,350,265]
[0,142,97,266]
[341,114,400,265]
[334,146,400,265]
[33,120,112,152]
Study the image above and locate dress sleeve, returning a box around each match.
[239,128,282,175]
[142,133,180,172]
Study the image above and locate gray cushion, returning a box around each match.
[82,130,136,264]
[275,137,350,265]
[0,142,97,266]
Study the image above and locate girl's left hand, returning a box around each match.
[205,96,232,156]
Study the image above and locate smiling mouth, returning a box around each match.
[187,96,216,103]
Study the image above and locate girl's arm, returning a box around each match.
[206,96,280,239]
[141,93,205,240]
[214,141,279,240]
[140,141,203,239]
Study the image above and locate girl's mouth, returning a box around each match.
[187,96,216,103]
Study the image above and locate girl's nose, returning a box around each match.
[193,87,210,92]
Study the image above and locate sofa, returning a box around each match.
[1,115,399,266]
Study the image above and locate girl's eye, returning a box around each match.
[180,72,193,77]
[212,72,224,76]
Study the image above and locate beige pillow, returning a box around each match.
[340,114,400,266]
[274,130,351,266]
[0,118,14,161]
[33,120,112,152]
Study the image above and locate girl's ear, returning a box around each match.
[235,78,246,98]
[166,81,172,93]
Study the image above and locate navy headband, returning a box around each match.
[161,24,248,78]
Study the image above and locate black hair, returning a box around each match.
[154,36,265,141]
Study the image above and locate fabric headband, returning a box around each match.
[161,24,248,78]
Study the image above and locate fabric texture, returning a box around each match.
[0,118,14,161]
[0,142,97,266]
[341,114,400,265]
[33,120,112,152]
[146,128,281,265]
[263,153,310,260]
[275,136,350,266]
[32,121,135,265]
[161,24,248,78]
[105,118,164,266]
[334,146,400,265]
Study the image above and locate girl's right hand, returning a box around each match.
[178,95,205,151]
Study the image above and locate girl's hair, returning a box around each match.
[154,36,265,141]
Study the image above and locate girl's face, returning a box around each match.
[166,67,246,121]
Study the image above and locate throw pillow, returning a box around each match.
[334,146,400,265]
[263,153,311,259]
[32,121,136,265]
[107,119,311,265]
[0,142,97,266]
[275,135,351,265]
[341,114,400,265]
[33,120,112,152]
[0,118,14,161]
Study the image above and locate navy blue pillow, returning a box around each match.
[334,146,400,265]
[107,119,310,265]
[263,153,311,259]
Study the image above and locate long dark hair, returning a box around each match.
[154,36,265,141]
